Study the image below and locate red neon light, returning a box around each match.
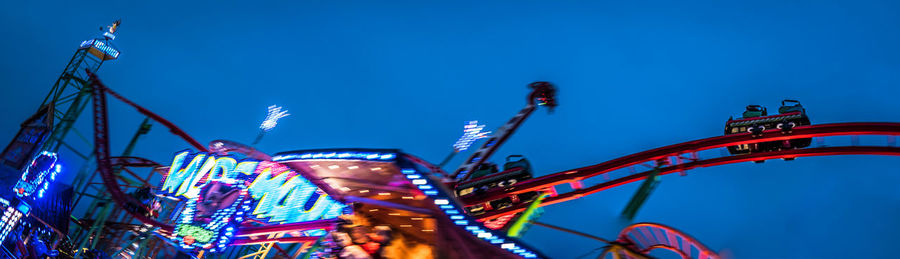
[230,236,319,246]
[727,111,801,123]
[619,223,718,259]
[457,167,525,187]
[483,214,515,230]
[464,123,900,205]
[473,146,900,222]
[236,219,339,237]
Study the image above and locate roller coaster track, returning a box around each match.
[88,71,204,233]
[608,223,719,259]
[86,71,546,257]
[88,73,313,245]
[85,72,398,244]
[466,123,900,222]
[85,71,900,258]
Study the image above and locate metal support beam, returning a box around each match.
[76,202,113,251]
[451,82,557,180]
[529,221,610,243]
[621,163,664,220]
[70,118,152,241]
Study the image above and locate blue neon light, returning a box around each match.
[159,150,346,253]
[453,121,491,152]
[0,201,27,244]
[79,39,120,58]
[16,203,30,215]
[398,166,545,258]
[272,151,397,162]
[159,151,345,224]
[271,149,544,257]
[172,179,249,252]
[14,151,61,199]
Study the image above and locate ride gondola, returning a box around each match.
[725,100,812,157]
[454,155,540,230]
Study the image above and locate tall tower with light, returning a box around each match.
[39,20,121,153]
[1,20,122,175]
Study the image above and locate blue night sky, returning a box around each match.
[2,1,900,258]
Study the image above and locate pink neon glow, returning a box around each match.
[618,223,719,259]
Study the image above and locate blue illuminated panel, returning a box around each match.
[0,199,26,245]
[398,166,543,258]
[272,151,396,162]
[79,39,120,60]
[173,179,249,252]
[14,151,61,199]
[15,203,29,215]
[157,150,346,253]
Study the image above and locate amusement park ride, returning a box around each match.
[1,21,899,259]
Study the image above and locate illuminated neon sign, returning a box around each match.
[0,198,28,244]
[79,39,120,59]
[14,151,61,199]
[158,151,346,252]
[174,178,249,251]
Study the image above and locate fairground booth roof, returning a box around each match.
[157,147,546,258]
[271,148,546,258]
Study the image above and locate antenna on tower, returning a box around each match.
[108,19,121,34]
[102,19,121,40]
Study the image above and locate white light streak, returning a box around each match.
[452,121,491,151]
[259,105,290,132]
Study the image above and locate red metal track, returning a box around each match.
[89,72,178,232]
[86,71,900,256]
[87,72,336,245]
[101,85,207,152]
[617,223,717,259]
[468,123,900,221]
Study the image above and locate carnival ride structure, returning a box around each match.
[85,72,547,258]
[1,21,899,259]
[82,71,900,259]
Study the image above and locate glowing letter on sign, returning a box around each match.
[161,151,204,197]
[248,163,295,218]
[161,151,219,199]
[158,151,347,227]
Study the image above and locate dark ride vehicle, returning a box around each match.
[725,99,812,160]
[454,155,540,230]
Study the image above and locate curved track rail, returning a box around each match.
[467,123,900,221]
[84,71,900,257]
[86,73,416,251]
[612,223,718,259]
[88,71,206,233]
